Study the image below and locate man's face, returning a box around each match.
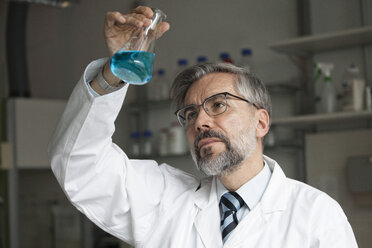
[183,72,258,176]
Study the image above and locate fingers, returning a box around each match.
[156,22,170,38]
[131,6,153,18]
[125,13,152,27]
[105,11,126,28]
[105,10,152,29]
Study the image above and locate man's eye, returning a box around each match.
[185,108,198,121]
[186,110,198,121]
[212,101,226,109]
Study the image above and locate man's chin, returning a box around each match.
[200,145,225,159]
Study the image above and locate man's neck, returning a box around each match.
[218,148,264,192]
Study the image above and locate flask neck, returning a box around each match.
[144,8,167,35]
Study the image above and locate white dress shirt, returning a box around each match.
[217,162,272,222]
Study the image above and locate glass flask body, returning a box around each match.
[110,8,167,85]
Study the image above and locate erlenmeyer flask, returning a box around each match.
[110,8,167,85]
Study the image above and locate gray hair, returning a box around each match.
[170,62,272,119]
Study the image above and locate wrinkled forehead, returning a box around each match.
[183,72,238,106]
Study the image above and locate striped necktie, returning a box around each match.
[220,191,245,243]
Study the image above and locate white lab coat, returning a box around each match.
[48,60,358,248]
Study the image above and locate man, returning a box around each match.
[49,6,357,247]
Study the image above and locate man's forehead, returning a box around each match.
[183,73,237,105]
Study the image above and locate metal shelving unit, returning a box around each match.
[267,25,372,183]
[268,25,372,125]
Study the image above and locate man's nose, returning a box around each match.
[194,107,213,132]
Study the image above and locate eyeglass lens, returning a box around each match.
[180,94,227,126]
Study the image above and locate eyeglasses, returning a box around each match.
[175,92,259,127]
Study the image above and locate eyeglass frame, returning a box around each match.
[174,92,260,127]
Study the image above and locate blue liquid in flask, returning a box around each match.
[110,50,155,85]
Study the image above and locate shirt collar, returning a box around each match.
[216,160,272,210]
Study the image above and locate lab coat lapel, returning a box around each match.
[224,156,289,247]
[194,177,223,248]
[261,156,289,215]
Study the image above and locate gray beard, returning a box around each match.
[190,126,256,177]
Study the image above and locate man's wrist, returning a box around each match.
[90,62,125,95]
[102,62,123,87]
[97,66,124,93]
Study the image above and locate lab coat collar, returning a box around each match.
[260,155,289,214]
[193,177,222,247]
[193,177,216,210]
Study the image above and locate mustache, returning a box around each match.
[193,130,230,151]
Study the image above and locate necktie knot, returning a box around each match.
[219,192,245,243]
[220,191,244,214]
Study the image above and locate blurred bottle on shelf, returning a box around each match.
[157,69,170,100]
[313,63,323,113]
[159,128,169,156]
[220,52,234,64]
[341,64,365,112]
[142,130,153,156]
[175,58,188,77]
[238,48,253,73]
[168,122,188,155]
[147,68,169,101]
[197,56,208,63]
[318,62,337,113]
[147,69,158,101]
[366,86,372,110]
[130,132,140,156]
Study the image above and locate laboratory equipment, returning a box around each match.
[159,128,169,156]
[168,122,188,155]
[238,48,253,73]
[341,64,365,112]
[175,59,188,77]
[197,56,208,63]
[130,132,140,156]
[142,130,153,155]
[110,8,167,85]
[366,86,372,110]
[220,52,233,64]
[318,62,337,113]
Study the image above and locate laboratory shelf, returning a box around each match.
[268,25,372,56]
[266,79,302,94]
[265,141,303,151]
[272,110,372,128]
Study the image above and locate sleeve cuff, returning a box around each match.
[83,58,125,97]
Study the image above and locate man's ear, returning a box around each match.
[255,109,270,138]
